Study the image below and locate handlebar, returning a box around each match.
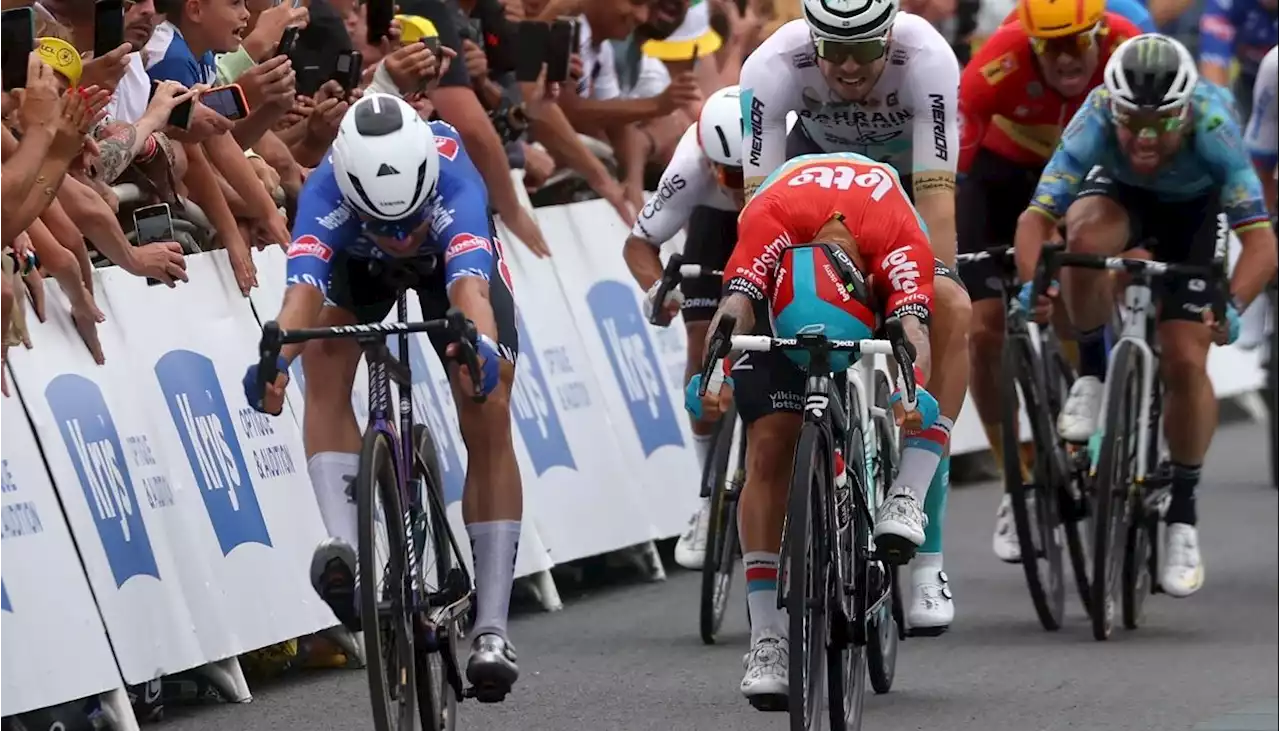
[954,244,1014,267]
[256,307,486,402]
[648,253,725,326]
[694,315,920,412]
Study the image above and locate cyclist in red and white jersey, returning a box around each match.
[623,86,746,571]
[690,151,941,705]
[739,0,973,635]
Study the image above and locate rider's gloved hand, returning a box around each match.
[474,334,502,396]
[888,366,939,430]
[1220,300,1242,345]
[243,355,290,415]
[1017,279,1058,322]
[643,280,684,325]
[684,372,734,421]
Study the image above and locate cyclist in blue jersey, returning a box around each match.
[1199,0,1278,117]
[1107,0,1157,32]
[1012,34,1278,597]
[241,93,526,700]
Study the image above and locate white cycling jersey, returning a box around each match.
[630,125,738,245]
[1245,46,1278,174]
[740,15,960,196]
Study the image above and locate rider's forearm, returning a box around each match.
[623,236,664,290]
[901,314,932,385]
[1231,225,1279,306]
[449,277,499,344]
[1014,208,1057,284]
[705,292,756,356]
[914,187,958,267]
[277,284,325,363]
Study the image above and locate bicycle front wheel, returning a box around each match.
[357,429,417,731]
[1090,341,1142,642]
[866,370,899,695]
[412,424,460,731]
[785,424,831,731]
[700,404,741,645]
[1002,334,1066,631]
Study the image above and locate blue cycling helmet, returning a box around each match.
[771,242,877,374]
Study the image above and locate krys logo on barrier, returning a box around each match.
[2,580,11,612]
[155,350,273,554]
[586,280,684,456]
[402,336,466,504]
[46,375,160,587]
[511,315,574,475]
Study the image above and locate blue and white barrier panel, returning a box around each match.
[1,198,1266,718]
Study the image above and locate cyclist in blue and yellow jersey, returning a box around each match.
[241,93,526,701]
[1199,0,1278,117]
[1012,34,1278,598]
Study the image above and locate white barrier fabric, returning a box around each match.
[8,253,335,685]
[1,384,123,715]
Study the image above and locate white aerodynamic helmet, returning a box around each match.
[698,85,744,167]
[333,93,440,221]
[802,0,899,41]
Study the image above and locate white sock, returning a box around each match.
[692,432,714,473]
[744,552,787,645]
[466,520,521,641]
[307,452,361,554]
[894,417,954,504]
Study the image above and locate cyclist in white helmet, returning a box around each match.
[736,0,974,640]
[242,93,528,702]
[624,86,746,569]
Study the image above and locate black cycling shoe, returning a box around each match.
[310,538,360,632]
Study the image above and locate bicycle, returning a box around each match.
[1035,243,1228,641]
[256,301,482,731]
[696,315,918,731]
[648,254,745,645]
[955,245,1090,631]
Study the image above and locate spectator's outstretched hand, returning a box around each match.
[80,44,131,94]
[657,72,702,115]
[245,1,310,61]
[51,89,100,159]
[239,55,297,111]
[385,41,455,95]
[168,94,235,143]
[521,141,555,188]
[306,81,350,143]
[599,178,637,227]
[461,39,488,81]
[712,0,765,48]
[130,241,188,287]
[14,51,64,134]
[142,81,199,127]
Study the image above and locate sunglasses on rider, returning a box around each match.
[1112,104,1188,135]
[715,164,743,189]
[359,209,430,240]
[1029,23,1100,57]
[814,36,889,65]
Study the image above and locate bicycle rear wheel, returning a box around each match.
[1001,335,1066,630]
[1047,343,1092,616]
[1090,341,1142,642]
[700,404,741,645]
[357,429,417,731]
[786,424,830,731]
[1121,508,1156,630]
[412,424,461,731]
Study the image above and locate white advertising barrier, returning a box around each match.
[1,385,124,715]
[8,253,336,686]
[533,201,701,540]
[247,247,554,580]
[495,220,656,563]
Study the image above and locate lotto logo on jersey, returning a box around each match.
[882,245,920,294]
[445,233,491,262]
[435,136,460,161]
[287,235,333,262]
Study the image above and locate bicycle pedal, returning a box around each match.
[747,693,788,713]
[464,683,510,704]
[873,535,918,566]
[907,625,949,638]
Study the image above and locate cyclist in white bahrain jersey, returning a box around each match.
[623,86,745,570]
[739,0,973,636]
[1245,46,1277,216]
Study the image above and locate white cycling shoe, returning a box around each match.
[874,486,926,564]
[992,493,1022,563]
[741,635,789,711]
[1161,523,1204,598]
[1058,376,1104,443]
[674,498,710,570]
[907,563,954,636]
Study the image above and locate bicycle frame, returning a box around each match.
[1096,281,1160,482]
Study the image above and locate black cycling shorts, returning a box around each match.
[957,149,1043,301]
[681,206,739,322]
[1076,166,1225,323]
[326,229,520,364]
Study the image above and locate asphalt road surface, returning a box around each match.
[168,422,1278,731]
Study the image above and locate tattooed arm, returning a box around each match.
[94,116,168,184]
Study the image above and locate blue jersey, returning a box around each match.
[1030,82,1271,233]
[1200,0,1279,78]
[1107,0,1157,33]
[286,121,495,297]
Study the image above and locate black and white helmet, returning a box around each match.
[802,0,899,41]
[1104,34,1198,112]
[333,94,440,221]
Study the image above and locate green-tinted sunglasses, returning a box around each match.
[814,36,889,65]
